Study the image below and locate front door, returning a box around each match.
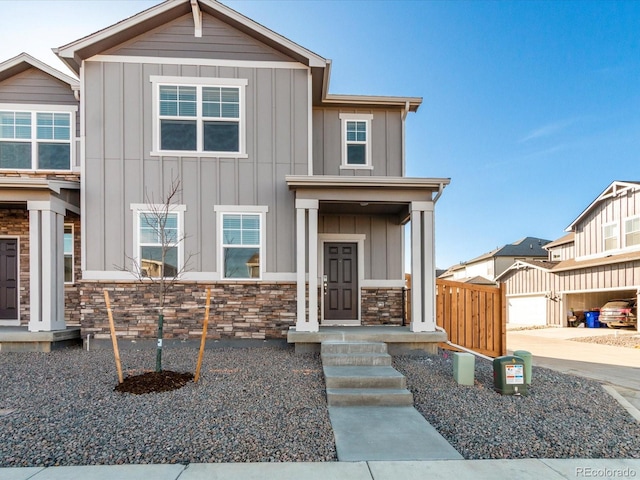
[0,239,18,320]
[323,242,358,321]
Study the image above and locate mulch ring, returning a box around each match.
[114,370,194,395]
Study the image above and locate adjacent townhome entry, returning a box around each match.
[0,238,18,322]
[323,242,358,322]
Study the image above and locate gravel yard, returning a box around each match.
[570,332,640,349]
[1,345,639,467]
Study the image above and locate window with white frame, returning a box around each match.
[64,224,74,283]
[625,217,640,248]
[603,222,618,251]
[339,113,373,168]
[132,205,185,278]
[215,206,267,279]
[0,109,73,170]
[151,76,247,156]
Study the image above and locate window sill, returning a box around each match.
[340,164,373,170]
[150,151,248,159]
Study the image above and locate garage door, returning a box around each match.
[507,295,547,326]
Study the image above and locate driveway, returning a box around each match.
[507,327,640,412]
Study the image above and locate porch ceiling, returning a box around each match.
[287,175,450,223]
[0,178,80,213]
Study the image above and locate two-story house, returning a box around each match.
[1,0,449,343]
[498,181,640,331]
[0,53,81,335]
[439,236,550,284]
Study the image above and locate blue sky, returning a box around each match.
[1,0,638,269]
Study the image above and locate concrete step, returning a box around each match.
[321,352,392,367]
[323,365,407,389]
[321,341,388,355]
[326,388,414,407]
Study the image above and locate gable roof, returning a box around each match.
[465,236,551,265]
[53,0,422,112]
[543,232,574,250]
[566,181,640,231]
[0,52,79,93]
[495,259,559,282]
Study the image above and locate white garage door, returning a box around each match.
[507,295,547,326]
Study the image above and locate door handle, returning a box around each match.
[323,275,328,295]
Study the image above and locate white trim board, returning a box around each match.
[89,55,310,71]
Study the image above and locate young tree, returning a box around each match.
[120,179,193,372]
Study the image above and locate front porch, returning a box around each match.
[0,326,82,352]
[287,325,447,355]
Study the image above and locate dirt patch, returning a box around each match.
[114,370,194,394]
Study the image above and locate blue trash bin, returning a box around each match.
[585,310,600,328]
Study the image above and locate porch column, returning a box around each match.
[295,199,319,332]
[410,201,436,332]
[27,200,66,332]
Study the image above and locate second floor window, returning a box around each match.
[152,76,247,157]
[625,217,640,248]
[340,113,373,169]
[0,110,72,170]
[603,223,618,251]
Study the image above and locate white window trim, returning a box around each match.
[0,103,77,172]
[339,113,373,170]
[214,205,268,281]
[150,76,248,158]
[624,215,640,249]
[130,203,187,278]
[64,223,74,284]
[602,221,619,252]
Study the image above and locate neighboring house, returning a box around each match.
[498,181,640,331]
[0,53,81,332]
[1,0,449,339]
[439,236,550,284]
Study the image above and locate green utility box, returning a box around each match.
[493,355,527,395]
[453,352,475,386]
[513,350,532,385]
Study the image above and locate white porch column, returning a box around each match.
[410,201,436,332]
[295,199,319,332]
[27,200,67,332]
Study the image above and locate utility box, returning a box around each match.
[493,355,527,395]
[513,350,532,385]
[453,352,475,386]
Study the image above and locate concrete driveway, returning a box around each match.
[507,327,640,413]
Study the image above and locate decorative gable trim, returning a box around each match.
[566,181,640,232]
[0,52,79,94]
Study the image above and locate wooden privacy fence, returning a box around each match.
[436,279,506,358]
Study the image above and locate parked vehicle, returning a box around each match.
[599,299,637,328]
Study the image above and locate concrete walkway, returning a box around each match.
[328,406,463,461]
[507,327,640,412]
[2,459,639,479]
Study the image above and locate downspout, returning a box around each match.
[434,325,494,362]
[401,101,410,177]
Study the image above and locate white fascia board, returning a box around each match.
[92,55,308,71]
[56,0,328,70]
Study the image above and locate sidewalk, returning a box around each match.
[507,327,640,411]
[3,459,640,480]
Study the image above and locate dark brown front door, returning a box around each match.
[0,239,18,320]
[324,242,358,320]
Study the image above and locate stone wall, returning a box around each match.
[64,214,82,326]
[79,281,297,340]
[361,287,405,326]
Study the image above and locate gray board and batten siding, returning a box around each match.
[0,67,80,168]
[574,190,640,259]
[83,60,308,275]
[312,108,404,177]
